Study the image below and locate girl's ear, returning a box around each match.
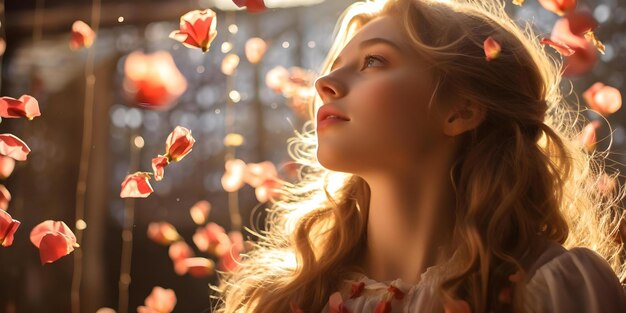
[442,99,486,137]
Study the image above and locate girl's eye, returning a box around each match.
[361,54,386,70]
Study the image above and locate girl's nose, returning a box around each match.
[314,74,346,103]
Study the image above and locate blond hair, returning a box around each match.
[211,0,626,312]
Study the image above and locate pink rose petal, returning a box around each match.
[0,134,31,161]
[120,172,154,198]
[0,210,20,247]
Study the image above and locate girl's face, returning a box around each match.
[315,15,447,175]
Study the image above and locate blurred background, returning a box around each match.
[0,0,624,312]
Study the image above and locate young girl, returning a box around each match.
[212,0,626,312]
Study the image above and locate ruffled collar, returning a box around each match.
[342,264,442,293]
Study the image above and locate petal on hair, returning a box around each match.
[483,36,501,61]
[540,38,575,56]
[577,120,601,152]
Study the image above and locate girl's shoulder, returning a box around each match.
[318,242,626,313]
[524,241,626,313]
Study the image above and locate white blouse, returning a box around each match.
[318,243,626,313]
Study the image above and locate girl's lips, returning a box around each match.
[316,116,349,131]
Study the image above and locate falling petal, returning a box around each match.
[0,134,31,161]
[151,155,169,182]
[140,286,177,313]
[232,0,267,13]
[538,0,577,16]
[540,38,575,56]
[0,95,41,120]
[184,257,215,277]
[244,161,278,188]
[169,241,194,263]
[218,231,244,272]
[583,82,622,116]
[221,53,240,76]
[483,36,501,61]
[30,220,78,264]
[512,0,524,5]
[0,184,11,211]
[120,172,154,198]
[189,200,211,225]
[165,126,195,162]
[169,9,218,53]
[245,37,268,64]
[123,51,187,110]
[0,155,15,179]
[584,31,605,54]
[255,178,282,203]
[223,133,245,147]
[147,222,181,245]
[0,210,20,247]
[265,66,290,93]
[551,10,598,76]
[70,20,96,50]
[221,159,247,192]
[193,222,230,256]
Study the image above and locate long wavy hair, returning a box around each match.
[211,0,626,312]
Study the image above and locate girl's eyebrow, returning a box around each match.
[330,37,404,71]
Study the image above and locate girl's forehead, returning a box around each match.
[350,16,406,47]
